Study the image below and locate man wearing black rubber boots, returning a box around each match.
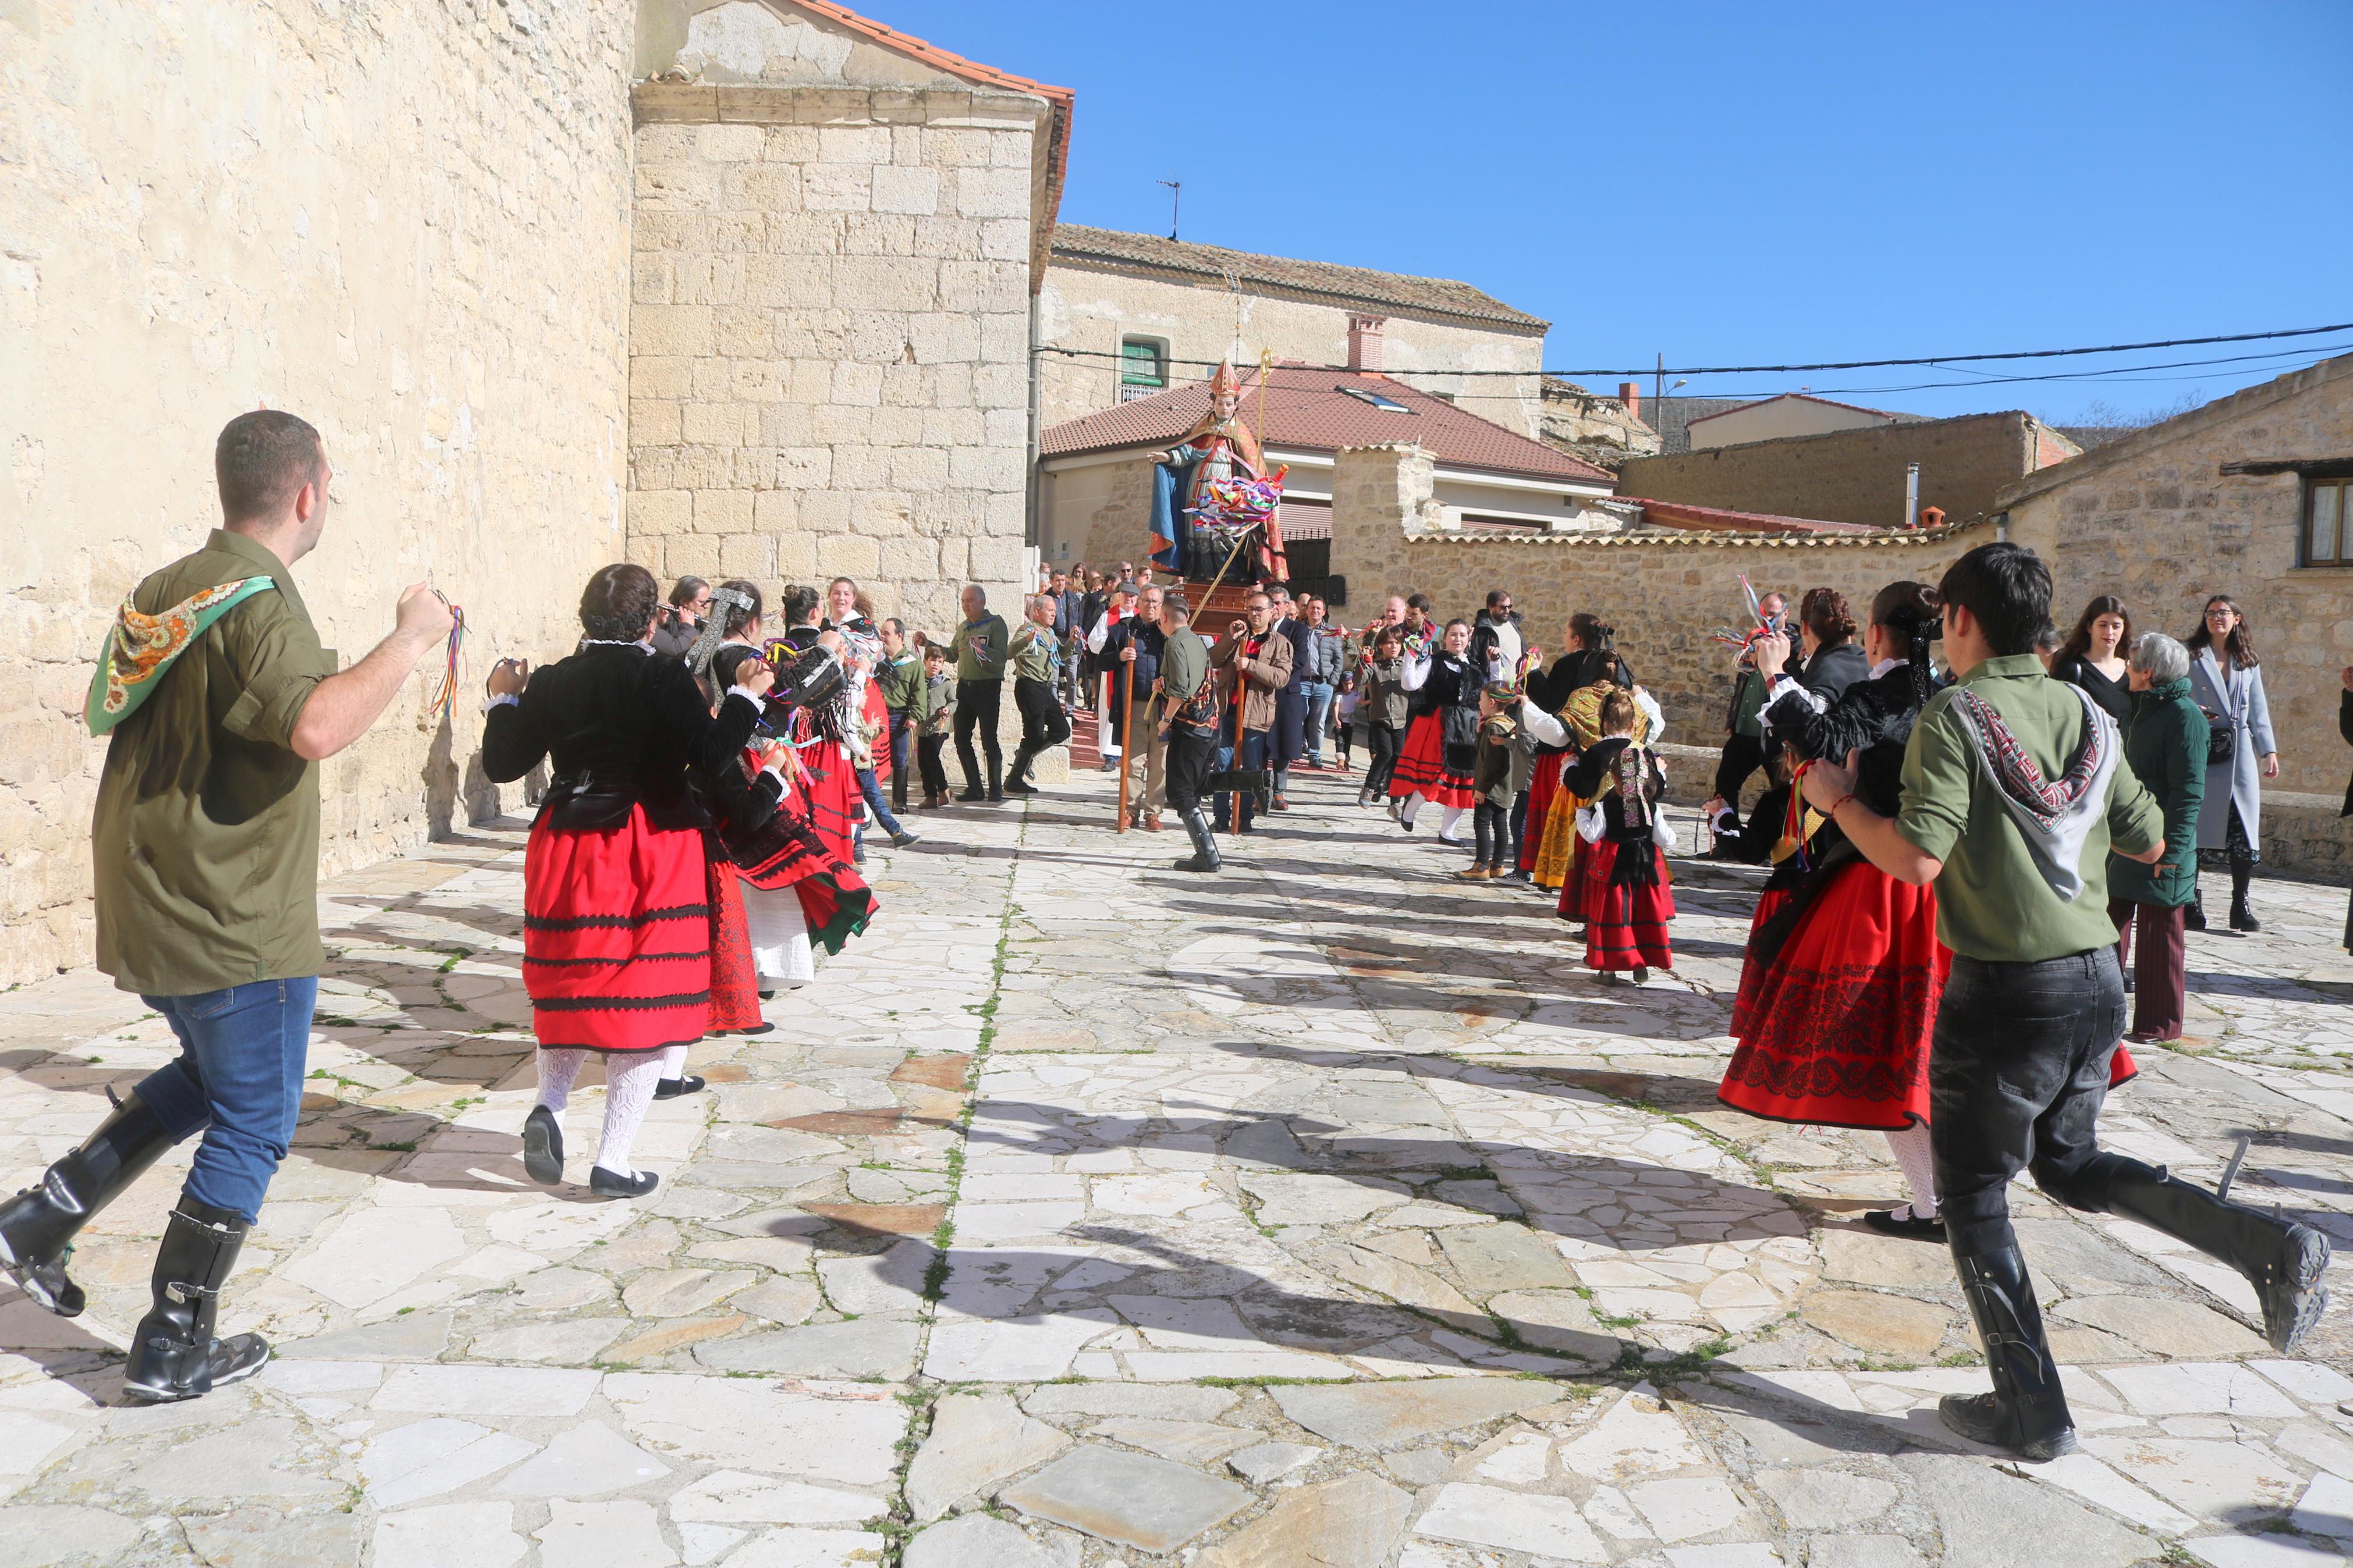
[1800,542,2330,1462]
[0,411,453,1402]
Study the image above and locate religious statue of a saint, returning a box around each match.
[1148,358,1288,582]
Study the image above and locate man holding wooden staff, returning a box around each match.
[1094,583,1167,830]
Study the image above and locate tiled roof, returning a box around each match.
[1039,362,1613,485]
[786,1,1074,266]
[1048,226,1548,332]
[1622,497,1877,536]
[1637,394,1754,455]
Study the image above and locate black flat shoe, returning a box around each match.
[1864,1206,1947,1241]
[729,1022,775,1037]
[590,1167,658,1199]
[655,1075,707,1100]
[522,1106,564,1186]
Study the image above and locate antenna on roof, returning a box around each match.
[1156,178,1180,241]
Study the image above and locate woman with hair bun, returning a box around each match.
[1721,582,1955,1236]
[482,563,773,1199]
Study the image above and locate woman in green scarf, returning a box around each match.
[2107,631,2206,1043]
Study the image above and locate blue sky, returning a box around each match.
[873,0,2352,423]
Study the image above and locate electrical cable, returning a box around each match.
[1029,319,2353,379]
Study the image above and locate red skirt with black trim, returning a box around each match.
[1720,867,2135,1128]
[1388,711,1475,809]
[724,747,879,959]
[1722,868,1945,1129]
[706,858,764,1034]
[1574,838,1673,971]
[523,806,711,1054]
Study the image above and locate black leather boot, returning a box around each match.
[1939,1242,2076,1461]
[2184,881,2208,931]
[986,760,1005,803]
[122,1194,270,1403]
[0,1090,177,1317]
[1174,807,1221,873]
[1003,746,1038,795]
[2091,1156,2328,1351]
[2229,860,2260,932]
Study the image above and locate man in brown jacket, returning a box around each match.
[1209,590,1293,833]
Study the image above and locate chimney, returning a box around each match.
[1347,315,1385,373]
[1619,381,1641,422]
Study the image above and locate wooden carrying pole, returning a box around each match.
[1115,657,1131,832]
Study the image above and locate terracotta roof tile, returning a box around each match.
[1041,362,1611,485]
[1049,226,1546,332]
[1684,392,1921,426]
[1621,497,1877,536]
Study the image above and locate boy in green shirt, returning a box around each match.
[1804,542,2328,1462]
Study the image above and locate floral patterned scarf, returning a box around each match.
[85,577,276,735]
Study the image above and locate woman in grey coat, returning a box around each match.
[2185,594,2279,931]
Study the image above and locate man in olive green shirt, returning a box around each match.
[1003,595,1070,796]
[948,585,1011,802]
[2,411,451,1403]
[1803,542,2327,1463]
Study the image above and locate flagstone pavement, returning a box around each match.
[4,761,2353,1568]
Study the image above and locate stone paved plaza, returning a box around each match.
[3,765,2352,1568]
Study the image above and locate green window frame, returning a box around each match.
[1119,337,1167,401]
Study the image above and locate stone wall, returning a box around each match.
[1540,379,1662,474]
[1999,353,2353,801]
[624,79,1044,635]
[1038,262,1546,439]
[0,0,637,985]
[1619,412,2074,531]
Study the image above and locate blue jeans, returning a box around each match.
[135,977,318,1223]
[857,767,904,838]
[1302,682,1335,765]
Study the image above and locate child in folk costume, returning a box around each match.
[1357,625,1410,808]
[1389,618,1482,841]
[1457,684,1529,880]
[484,564,773,1199]
[821,578,917,855]
[1525,687,1674,980]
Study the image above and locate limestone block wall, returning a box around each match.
[1999,355,2353,799]
[0,1,636,985]
[1038,263,1546,439]
[624,82,1044,637]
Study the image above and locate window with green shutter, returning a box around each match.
[1119,337,1167,402]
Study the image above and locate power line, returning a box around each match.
[1028,319,2353,379]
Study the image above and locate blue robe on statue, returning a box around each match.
[1148,457,1193,576]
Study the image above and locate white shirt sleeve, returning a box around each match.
[1085,613,1114,654]
[1517,700,1568,746]
[1400,650,1435,693]
[1757,675,1822,734]
[484,692,520,713]
[1634,687,1666,746]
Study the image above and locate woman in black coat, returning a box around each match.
[1520,613,1634,878]
[1719,582,1950,1237]
[483,564,772,1199]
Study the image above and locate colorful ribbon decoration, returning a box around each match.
[420,595,466,731]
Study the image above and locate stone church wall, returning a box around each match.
[0,1,637,986]
[624,80,1044,637]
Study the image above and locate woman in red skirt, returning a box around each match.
[1388,618,1482,844]
[1717,582,2134,1239]
[1550,687,1673,980]
[484,564,772,1199]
